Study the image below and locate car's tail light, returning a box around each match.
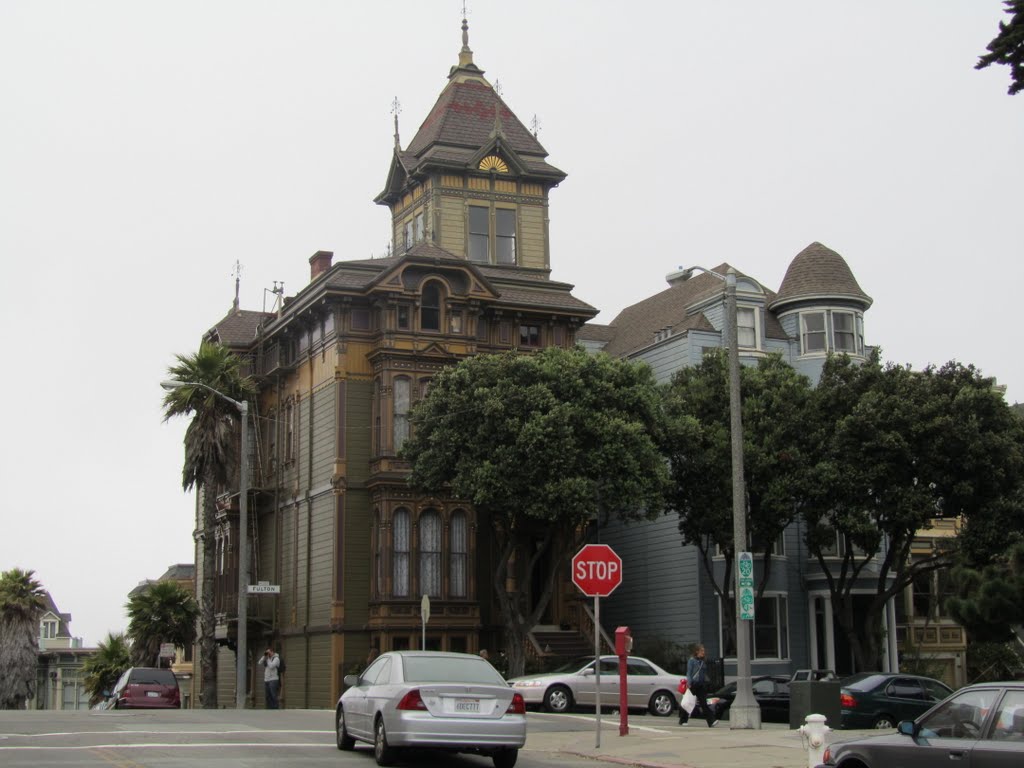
[396,689,428,711]
[822,746,832,762]
[506,693,526,714]
[840,693,856,708]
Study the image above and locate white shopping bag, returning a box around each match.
[681,688,696,714]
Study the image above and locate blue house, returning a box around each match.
[577,242,893,679]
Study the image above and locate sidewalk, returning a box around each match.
[522,715,860,768]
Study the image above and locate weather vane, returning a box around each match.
[531,114,542,138]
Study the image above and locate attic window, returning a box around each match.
[479,155,508,173]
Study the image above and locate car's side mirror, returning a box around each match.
[897,720,916,737]
[582,668,595,677]
[343,674,359,688]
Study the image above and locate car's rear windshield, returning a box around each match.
[841,674,887,691]
[129,669,177,686]
[403,657,506,685]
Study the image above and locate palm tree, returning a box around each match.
[126,581,199,667]
[163,341,255,708]
[81,632,132,706]
[0,568,47,709]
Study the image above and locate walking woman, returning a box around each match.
[686,644,718,727]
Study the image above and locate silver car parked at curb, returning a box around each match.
[335,651,526,768]
[507,655,684,716]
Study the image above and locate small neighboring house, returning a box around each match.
[35,591,94,710]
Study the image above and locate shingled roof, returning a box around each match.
[206,309,273,348]
[388,19,565,185]
[591,264,787,358]
[769,242,872,311]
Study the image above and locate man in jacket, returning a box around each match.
[258,644,282,709]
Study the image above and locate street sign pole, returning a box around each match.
[421,594,430,650]
[594,594,601,749]
[571,544,623,749]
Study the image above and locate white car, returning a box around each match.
[508,655,684,716]
[335,651,525,768]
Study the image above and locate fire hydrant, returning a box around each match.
[798,713,830,768]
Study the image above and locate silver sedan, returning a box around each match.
[507,655,684,716]
[335,651,526,768]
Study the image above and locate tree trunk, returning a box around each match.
[200,466,218,708]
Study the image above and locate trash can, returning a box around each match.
[789,670,841,729]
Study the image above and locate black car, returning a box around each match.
[705,675,791,722]
[818,680,1024,768]
[839,672,952,729]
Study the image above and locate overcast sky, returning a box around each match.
[1,1,1021,647]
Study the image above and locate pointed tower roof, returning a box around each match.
[376,17,564,204]
[768,241,872,311]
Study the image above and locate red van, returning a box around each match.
[109,667,181,709]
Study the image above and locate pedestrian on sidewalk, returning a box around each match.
[258,643,282,709]
[686,644,718,727]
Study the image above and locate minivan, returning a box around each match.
[108,667,181,709]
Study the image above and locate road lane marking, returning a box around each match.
[0,743,335,751]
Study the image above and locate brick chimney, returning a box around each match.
[309,250,333,281]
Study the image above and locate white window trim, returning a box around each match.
[736,304,761,350]
[717,591,791,662]
[795,307,866,357]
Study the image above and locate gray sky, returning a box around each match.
[1,1,1021,648]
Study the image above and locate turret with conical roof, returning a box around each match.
[769,241,872,312]
[376,17,565,271]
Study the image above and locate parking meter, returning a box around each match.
[615,627,632,735]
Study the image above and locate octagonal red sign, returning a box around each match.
[572,544,623,597]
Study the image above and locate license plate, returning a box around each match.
[146,691,160,698]
[454,698,480,712]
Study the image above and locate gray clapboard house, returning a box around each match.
[578,243,894,679]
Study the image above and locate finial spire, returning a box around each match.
[390,97,402,149]
[232,260,242,311]
[459,4,474,68]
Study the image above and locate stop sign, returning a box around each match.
[572,544,623,597]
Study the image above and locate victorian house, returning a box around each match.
[582,244,967,687]
[200,20,596,707]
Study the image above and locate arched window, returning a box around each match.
[421,284,441,331]
[450,510,467,598]
[393,377,410,451]
[420,510,441,597]
[393,509,410,597]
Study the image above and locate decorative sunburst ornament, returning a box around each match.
[478,155,508,173]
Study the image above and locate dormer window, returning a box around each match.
[737,307,758,349]
[41,618,57,639]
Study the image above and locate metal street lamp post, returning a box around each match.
[671,266,761,729]
[162,379,250,709]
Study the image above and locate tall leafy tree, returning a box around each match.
[661,351,814,652]
[977,0,1024,95]
[162,341,255,708]
[81,632,132,706]
[946,540,1024,642]
[804,353,1024,670]
[126,581,199,667]
[0,568,47,709]
[402,347,669,677]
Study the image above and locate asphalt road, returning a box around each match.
[0,708,607,768]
